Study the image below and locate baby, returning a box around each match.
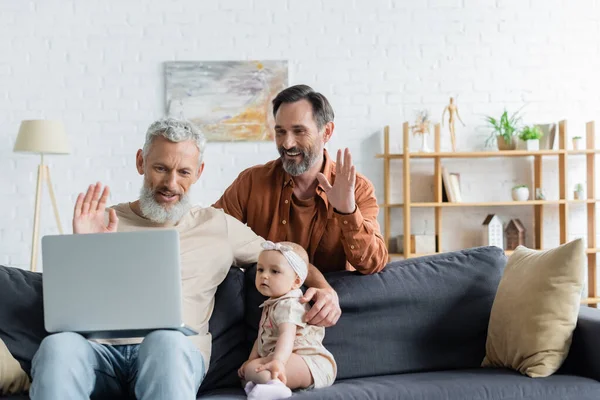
[238,241,337,400]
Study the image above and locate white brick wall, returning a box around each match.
[1,0,600,276]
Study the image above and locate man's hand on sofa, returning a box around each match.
[73,182,119,234]
[301,287,341,327]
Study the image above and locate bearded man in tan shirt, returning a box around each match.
[214,85,389,326]
[29,117,338,400]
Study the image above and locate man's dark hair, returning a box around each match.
[272,84,334,130]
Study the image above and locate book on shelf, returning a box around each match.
[441,167,462,202]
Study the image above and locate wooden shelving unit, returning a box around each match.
[378,120,598,306]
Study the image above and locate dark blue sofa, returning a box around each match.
[2,246,599,399]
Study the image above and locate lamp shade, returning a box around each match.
[13,120,70,154]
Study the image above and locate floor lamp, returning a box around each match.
[13,120,70,272]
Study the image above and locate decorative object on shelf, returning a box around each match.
[484,109,522,151]
[13,120,70,272]
[518,125,543,151]
[441,97,465,152]
[165,60,288,141]
[410,109,432,152]
[572,136,583,150]
[441,167,462,202]
[511,185,529,201]
[537,123,557,150]
[574,183,585,200]
[396,234,437,254]
[482,214,504,249]
[535,187,546,200]
[505,219,526,250]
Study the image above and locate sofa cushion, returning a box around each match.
[199,267,248,393]
[0,266,47,375]
[482,240,585,377]
[285,369,600,400]
[245,246,506,380]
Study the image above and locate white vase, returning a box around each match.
[525,139,539,151]
[419,134,431,152]
[573,138,583,150]
[574,190,584,200]
[512,187,529,201]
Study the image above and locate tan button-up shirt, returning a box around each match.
[213,150,387,274]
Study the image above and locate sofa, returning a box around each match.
[1,246,600,399]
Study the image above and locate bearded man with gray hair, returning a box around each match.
[29,118,267,399]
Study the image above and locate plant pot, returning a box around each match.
[574,190,585,200]
[573,138,583,150]
[524,139,539,151]
[512,187,529,201]
[497,135,516,151]
[535,188,546,200]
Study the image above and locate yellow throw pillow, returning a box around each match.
[0,338,30,395]
[482,239,585,378]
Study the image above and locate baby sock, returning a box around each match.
[246,379,292,400]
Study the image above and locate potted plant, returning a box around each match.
[574,183,585,200]
[512,184,529,201]
[518,125,543,151]
[573,136,583,150]
[485,110,522,151]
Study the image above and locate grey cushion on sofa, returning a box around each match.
[287,369,600,400]
[196,369,600,400]
[199,267,248,393]
[245,246,506,380]
[0,266,46,375]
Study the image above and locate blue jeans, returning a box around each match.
[30,330,205,400]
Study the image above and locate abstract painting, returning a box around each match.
[165,60,288,142]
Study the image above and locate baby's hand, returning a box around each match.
[256,359,287,385]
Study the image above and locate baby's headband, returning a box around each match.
[261,241,308,284]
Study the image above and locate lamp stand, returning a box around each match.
[30,154,64,272]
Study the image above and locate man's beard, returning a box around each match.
[138,185,191,224]
[278,144,321,176]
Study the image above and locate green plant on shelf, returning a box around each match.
[512,184,528,189]
[484,109,522,147]
[519,125,543,141]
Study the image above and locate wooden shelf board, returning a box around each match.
[581,297,600,305]
[391,248,599,259]
[569,199,600,204]
[380,199,599,208]
[392,248,599,259]
[567,150,600,155]
[376,149,600,159]
[376,150,575,159]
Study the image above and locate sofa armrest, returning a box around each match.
[562,306,600,381]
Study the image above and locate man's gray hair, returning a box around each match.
[142,117,207,164]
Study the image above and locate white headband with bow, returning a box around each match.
[261,241,308,284]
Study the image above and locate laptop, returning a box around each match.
[41,229,197,339]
